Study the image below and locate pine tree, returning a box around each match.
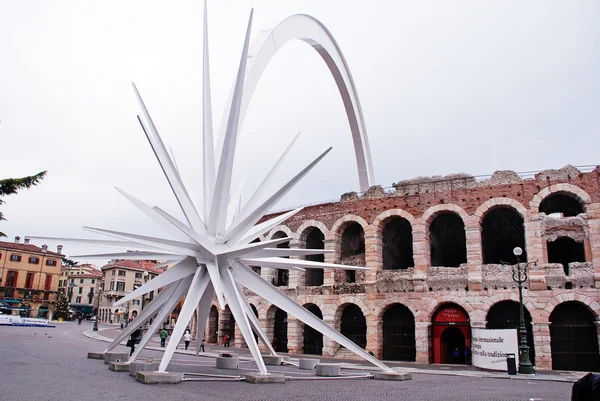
[0,171,47,237]
[55,291,70,320]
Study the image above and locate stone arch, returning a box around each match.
[296,220,329,242]
[425,299,474,323]
[530,184,591,214]
[474,198,529,223]
[480,292,536,319]
[541,293,600,321]
[371,209,416,233]
[330,214,369,239]
[375,299,419,322]
[333,297,370,323]
[266,225,296,241]
[421,204,471,226]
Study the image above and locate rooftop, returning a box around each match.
[0,240,63,257]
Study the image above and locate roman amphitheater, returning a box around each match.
[193,164,600,372]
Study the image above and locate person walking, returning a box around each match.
[200,337,205,352]
[127,327,143,356]
[223,334,229,347]
[183,330,191,350]
[159,327,168,348]
[226,334,231,347]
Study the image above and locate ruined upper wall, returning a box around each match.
[269,165,600,233]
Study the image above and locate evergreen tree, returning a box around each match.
[0,171,47,237]
[55,291,70,320]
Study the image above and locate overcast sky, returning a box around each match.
[1,0,599,265]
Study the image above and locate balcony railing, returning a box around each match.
[103,290,127,297]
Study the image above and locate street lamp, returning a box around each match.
[512,247,535,375]
[93,289,102,332]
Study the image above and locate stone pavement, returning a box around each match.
[85,325,586,384]
[0,322,577,401]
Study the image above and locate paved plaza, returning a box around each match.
[0,322,579,401]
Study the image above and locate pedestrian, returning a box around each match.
[183,330,191,350]
[452,348,460,364]
[200,337,205,352]
[463,346,470,365]
[226,334,231,347]
[77,315,82,325]
[223,333,229,347]
[159,327,168,348]
[127,327,143,356]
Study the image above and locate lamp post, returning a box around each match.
[93,289,102,332]
[512,247,535,375]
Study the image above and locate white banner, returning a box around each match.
[471,328,519,371]
[0,316,50,327]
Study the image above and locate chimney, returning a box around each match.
[14,236,20,243]
[57,245,63,254]
[24,238,30,244]
[41,244,48,253]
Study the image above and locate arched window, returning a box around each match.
[340,304,366,348]
[382,304,416,361]
[481,207,526,264]
[429,212,466,267]
[272,231,289,287]
[303,304,323,355]
[486,301,535,365]
[274,309,288,353]
[539,193,584,217]
[340,222,365,282]
[304,228,325,286]
[207,305,219,343]
[550,302,600,372]
[382,218,414,270]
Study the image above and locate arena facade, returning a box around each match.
[192,165,600,372]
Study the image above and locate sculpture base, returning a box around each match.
[243,373,286,384]
[298,358,319,370]
[372,371,412,381]
[316,363,340,377]
[104,351,129,364]
[216,356,239,369]
[130,361,160,377]
[135,371,184,384]
[87,352,104,360]
[262,355,283,366]
[109,362,130,372]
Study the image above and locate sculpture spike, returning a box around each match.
[207,9,254,236]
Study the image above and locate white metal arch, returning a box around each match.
[218,14,375,192]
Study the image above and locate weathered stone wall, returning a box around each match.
[206,166,600,371]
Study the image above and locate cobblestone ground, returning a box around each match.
[0,323,573,401]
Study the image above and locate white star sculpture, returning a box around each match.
[30,3,391,375]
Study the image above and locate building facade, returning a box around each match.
[58,264,102,317]
[196,165,600,372]
[0,237,63,318]
[98,259,163,325]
